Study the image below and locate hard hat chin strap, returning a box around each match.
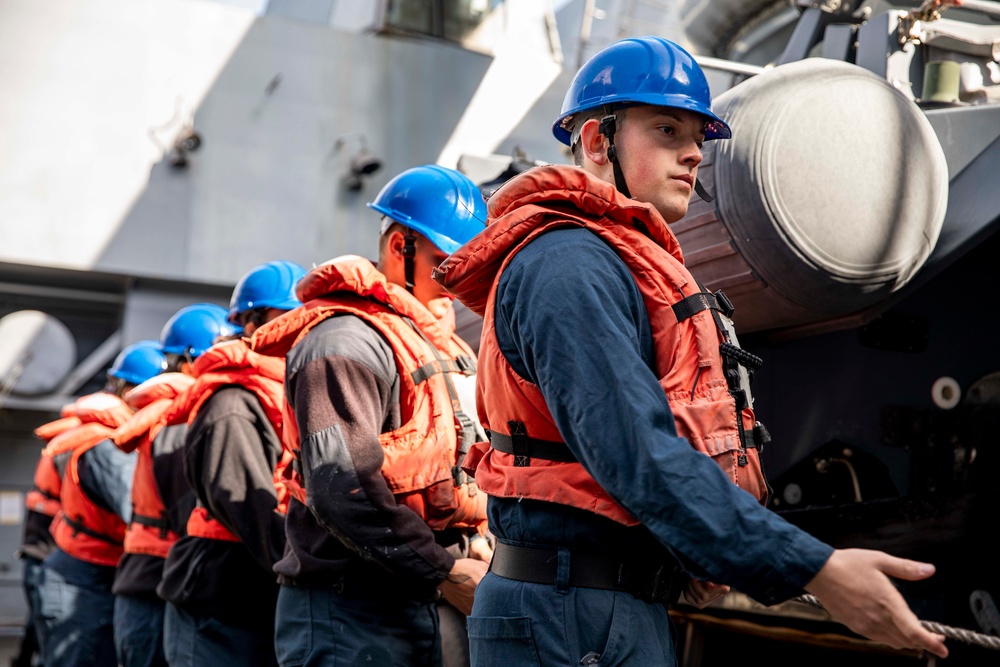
[599,114,631,199]
[598,112,715,204]
[694,179,714,203]
[402,228,417,294]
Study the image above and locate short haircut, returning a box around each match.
[567,106,628,166]
[378,220,407,261]
[104,376,133,399]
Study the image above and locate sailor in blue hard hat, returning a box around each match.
[433,35,949,666]
[106,339,168,393]
[159,303,241,371]
[254,164,490,667]
[554,36,729,207]
[109,310,236,667]
[368,163,488,304]
[155,263,305,667]
[227,260,307,334]
[35,340,165,667]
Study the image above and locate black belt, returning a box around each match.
[489,542,687,605]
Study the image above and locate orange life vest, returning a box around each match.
[49,393,133,566]
[252,255,487,531]
[113,373,196,558]
[435,165,768,526]
[25,410,84,517]
[26,456,63,518]
[160,339,288,543]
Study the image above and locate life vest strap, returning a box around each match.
[486,424,577,465]
[671,290,734,322]
[402,318,481,486]
[64,515,121,546]
[410,355,476,385]
[490,420,769,460]
[131,511,170,539]
[34,487,60,502]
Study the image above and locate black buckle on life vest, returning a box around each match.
[750,422,770,453]
[731,388,748,412]
[508,421,531,467]
[455,355,476,374]
[714,290,735,319]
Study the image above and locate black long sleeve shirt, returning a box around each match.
[158,386,285,627]
[273,315,455,600]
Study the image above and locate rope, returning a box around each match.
[793,594,1000,651]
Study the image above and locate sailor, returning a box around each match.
[13,397,103,667]
[36,340,165,666]
[252,165,492,667]
[111,304,238,667]
[157,261,305,667]
[434,36,949,665]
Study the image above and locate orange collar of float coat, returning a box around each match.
[40,393,132,458]
[32,399,88,443]
[251,256,486,530]
[161,339,286,430]
[34,415,83,442]
[253,255,457,359]
[436,165,766,524]
[105,373,196,557]
[435,165,684,316]
[113,373,196,454]
[28,392,122,517]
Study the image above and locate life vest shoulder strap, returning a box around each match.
[410,355,476,385]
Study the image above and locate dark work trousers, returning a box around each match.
[36,548,118,667]
[12,556,44,667]
[164,602,277,667]
[273,585,442,667]
[114,593,167,667]
[467,571,678,667]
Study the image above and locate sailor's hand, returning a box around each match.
[805,548,948,659]
[438,558,489,615]
[679,579,730,608]
[469,533,494,563]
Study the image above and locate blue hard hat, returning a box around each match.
[159,303,240,358]
[367,165,488,255]
[228,260,306,324]
[108,340,167,386]
[553,36,731,146]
